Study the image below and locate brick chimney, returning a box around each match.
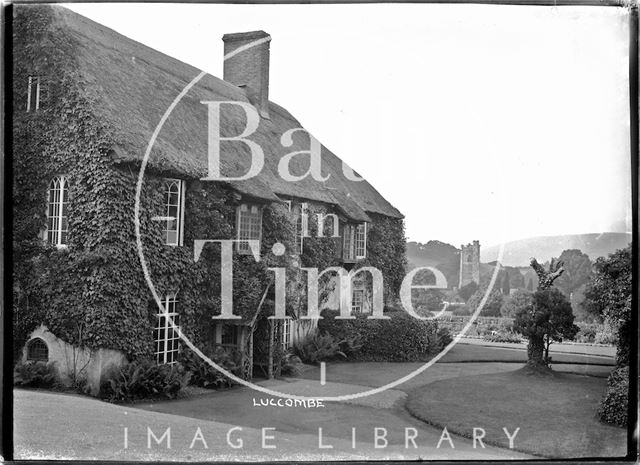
[222,31,271,118]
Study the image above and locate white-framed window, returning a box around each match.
[355,223,367,259]
[342,223,367,261]
[237,203,262,254]
[46,175,69,247]
[221,324,238,346]
[294,202,308,255]
[154,293,180,365]
[281,319,292,350]
[27,76,48,112]
[351,288,365,314]
[162,179,185,246]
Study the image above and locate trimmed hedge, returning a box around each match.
[318,309,442,361]
[598,366,628,427]
[483,331,523,343]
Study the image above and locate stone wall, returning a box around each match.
[23,325,126,396]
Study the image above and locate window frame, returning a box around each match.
[221,324,239,346]
[355,223,367,259]
[162,179,186,246]
[27,75,42,112]
[351,288,365,314]
[294,202,308,255]
[281,319,292,351]
[45,175,69,248]
[236,203,263,254]
[154,293,180,365]
[342,222,367,261]
[27,338,49,362]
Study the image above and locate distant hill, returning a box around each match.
[406,240,460,288]
[406,240,459,267]
[481,233,632,267]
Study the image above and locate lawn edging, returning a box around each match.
[403,369,627,459]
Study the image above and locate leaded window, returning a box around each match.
[27,338,49,362]
[46,176,69,247]
[162,179,185,246]
[236,204,262,254]
[154,294,180,365]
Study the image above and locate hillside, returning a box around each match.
[481,233,632,267]
[406,240,459,267]
[406,240,460,288]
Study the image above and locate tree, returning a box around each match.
[467,287,504,317]
[458,281,478,302]
[414,290,444,316]
[501,270,511,295]
[583,245,631,366]
[513,258,574,369]
[530,257,564,290]
[553,249,593,298]
[513,287,578,368]
[500,290,533,318]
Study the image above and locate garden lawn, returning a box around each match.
[439,343,614,366]
[405,369,627,458]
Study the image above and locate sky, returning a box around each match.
[65,3,632,247]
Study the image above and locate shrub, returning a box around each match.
[101,359,192,403]
[574,323,598,343]
[280,353,303,377]
[595,324,617,345]
[318,309,440,362]
[293,332,346,364]
[179,347,240,389]
[450,304,470,316]
[14,361,56,388]
[598,366,628,427]
[483,331,523,343]
[436,327,453,351]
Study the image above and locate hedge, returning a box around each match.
[598,366,629,427]
[318,309,442,362]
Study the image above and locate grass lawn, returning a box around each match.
[405,369,627,458]
[439,343,614,366]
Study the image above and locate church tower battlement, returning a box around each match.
[459,240,480,288]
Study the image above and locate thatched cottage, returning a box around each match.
[13,5,406,393]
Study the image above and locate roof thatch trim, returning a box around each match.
[47,5,403,221]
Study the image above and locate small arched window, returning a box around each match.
[27,338,49,362]
[46,176,69,247]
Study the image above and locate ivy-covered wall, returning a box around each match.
[13,6,408,364]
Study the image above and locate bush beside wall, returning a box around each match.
[318,309,442,362]
[598,366,629,427]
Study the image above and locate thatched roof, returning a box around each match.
[40,5,403,221]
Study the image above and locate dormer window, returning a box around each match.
[236,203,262,254]
[162,179,185,246]
[27,76,47,112]
[343,222,367,261]
[46,175,69,247]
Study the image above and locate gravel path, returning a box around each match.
[14,389,531,461]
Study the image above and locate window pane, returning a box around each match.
[162,180,183,245]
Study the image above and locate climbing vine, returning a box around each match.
[13,6,408,364]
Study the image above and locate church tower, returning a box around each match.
[459,240,480,288]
